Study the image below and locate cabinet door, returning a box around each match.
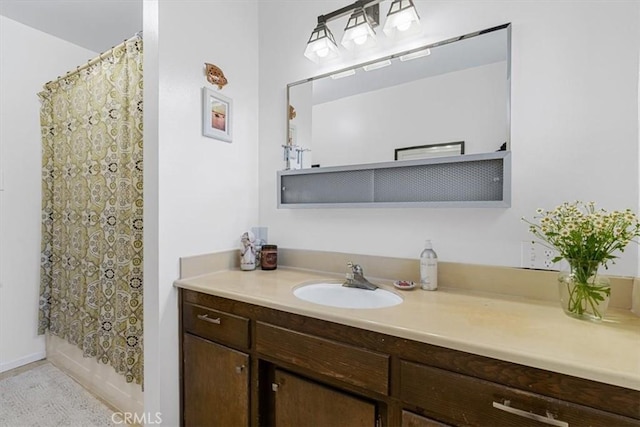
[183,333,249,427]
[274,369,376,427]
[402,410,450,427]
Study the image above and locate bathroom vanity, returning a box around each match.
[176,268,640,427]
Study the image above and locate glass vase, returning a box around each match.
[557,259,611,321]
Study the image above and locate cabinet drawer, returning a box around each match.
[183,303,249,349]
[399,360,639,427]
[256,322,389,395]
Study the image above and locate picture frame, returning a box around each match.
[394,141,465,161]
[202,87,232,142]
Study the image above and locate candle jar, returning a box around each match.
[261,245,278,270]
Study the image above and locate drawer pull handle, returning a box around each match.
[197,314,221,325]
[492,401,568,427]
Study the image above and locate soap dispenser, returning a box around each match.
[419,240,438,291]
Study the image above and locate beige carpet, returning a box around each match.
[0,362,117,426]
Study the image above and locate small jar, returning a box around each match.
[261,245,278,270]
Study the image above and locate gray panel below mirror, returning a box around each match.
[278,152,511,209]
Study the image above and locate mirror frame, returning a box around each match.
[286,23,512,167]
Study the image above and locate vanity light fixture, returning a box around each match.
[341,6,377,50]
[382,0,421,37]
[304,0,422,64]
[304,19,340,64]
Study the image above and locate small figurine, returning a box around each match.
[205,63,228,89]
[240,231,256,271]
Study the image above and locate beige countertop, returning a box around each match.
[174,267,640,391]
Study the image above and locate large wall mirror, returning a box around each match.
[287,23,511,170]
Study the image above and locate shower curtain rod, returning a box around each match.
[43,31,142,91]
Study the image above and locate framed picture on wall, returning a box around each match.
[394,141,465,161]
[202,87,233,142]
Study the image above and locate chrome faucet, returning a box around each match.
[343,262,378,291]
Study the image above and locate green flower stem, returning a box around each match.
[564,260,610,319]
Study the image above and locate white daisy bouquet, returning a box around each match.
[522,201,639,319]
[522,201,639,267]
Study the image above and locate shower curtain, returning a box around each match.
[38,37,143,384]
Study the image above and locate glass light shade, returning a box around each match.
[304,22,339,63]
[383,0,421,37]
[341,8,377,50]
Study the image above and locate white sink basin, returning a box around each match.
[293,281,402,309]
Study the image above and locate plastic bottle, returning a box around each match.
[420,240,438,291]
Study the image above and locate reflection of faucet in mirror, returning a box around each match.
[282,144,310,170]
[343,261,378,291]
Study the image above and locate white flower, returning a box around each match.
[523,201,640,269]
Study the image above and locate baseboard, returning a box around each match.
[45,333,143,415]
[0,351,46,373]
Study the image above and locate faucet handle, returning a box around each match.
[347,261,363,275]
[346,261,355,280]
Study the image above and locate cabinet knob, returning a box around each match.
[492,400,568,427]
[235,365,245,374]
[271,383,279,392]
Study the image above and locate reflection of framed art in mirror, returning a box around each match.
[288,124,297,146]
[394,141,464,161]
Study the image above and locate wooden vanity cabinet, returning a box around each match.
[183,334,249,427]
[402,411,450,427]
[179,289,640,427]
[181,297,251,426]
[273,369,377,427]
[400,360,638,427]
[256,321,389,395]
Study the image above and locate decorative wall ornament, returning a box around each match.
[205,63,228,89]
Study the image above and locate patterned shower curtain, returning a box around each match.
[38,37,143,384]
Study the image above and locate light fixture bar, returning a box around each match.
[319,0,382,24]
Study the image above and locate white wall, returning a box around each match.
[143,1,259,424]
[258,1,640,276]
[0,16,97,372]
[312,62,507,166]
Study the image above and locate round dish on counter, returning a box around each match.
[393,280,416,290]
